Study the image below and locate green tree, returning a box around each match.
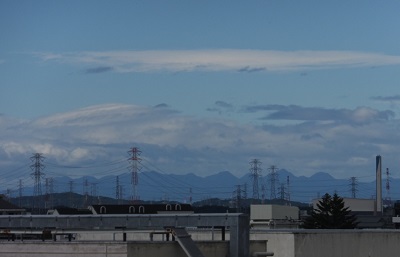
[303,193,358,229]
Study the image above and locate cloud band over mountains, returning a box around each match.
[35,49,400,73]
[1,102,400,185]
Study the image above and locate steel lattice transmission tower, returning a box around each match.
[232,184,245,212]
[128,147,142,202]
[268,165,279,200]
[30,153,45,211]
[349,176,358,198]
[249,159,262,200]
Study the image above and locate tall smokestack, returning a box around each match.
[376,155,382,214]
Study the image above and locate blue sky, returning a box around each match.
[1,1,400,197]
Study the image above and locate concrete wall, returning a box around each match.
[251,230,400,257]
[4,229,400,257]
[294,230,400,257]
[251,205,299,220]
[251,231,295,257]
[74,229,230,241]
[128,241,230,257]
[0,240,266,257]
[0,242,128,257]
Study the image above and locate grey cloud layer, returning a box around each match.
[1,103,399,181]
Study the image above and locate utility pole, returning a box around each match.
[268,165,278,200]
[386,168,391,207]
[128,147,142,203]
[116,176,121,204]
[261,183,266,204]
[249,159,262,200]
[286,176,291,206]
[69,180,74,207]
[82,178,89,208]
[30,153,45,213]
[18,179,23,208]
[279,183,286,200]
[45,177,54,209]
[233,185,242,212]
[91,183,98,205]
[5,188,12,199]
[243,183,248,201]
[119,185,124,203]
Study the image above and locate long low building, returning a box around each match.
[47,204,194,215]
[1,229,400,257]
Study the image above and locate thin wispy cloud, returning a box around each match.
[371,95,400,102]
[85,66,113,74]
[242,104,395,124]
[35,50,400,73]
[237,66,266,73]
[215,101,233,109]
[154,103,169,108]
[206,101,235,114]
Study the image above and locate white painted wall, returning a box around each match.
[251,205,299,220]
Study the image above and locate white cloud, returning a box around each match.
[70,147,90,161]
[35,50,400,73]
[2,142,27,156]
[1,103,400,180]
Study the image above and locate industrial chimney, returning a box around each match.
[376,155,382,214]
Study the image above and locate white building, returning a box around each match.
[250,204,300,229]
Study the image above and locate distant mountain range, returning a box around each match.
[13,169,394,204]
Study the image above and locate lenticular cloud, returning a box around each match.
[36,50,400,73]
